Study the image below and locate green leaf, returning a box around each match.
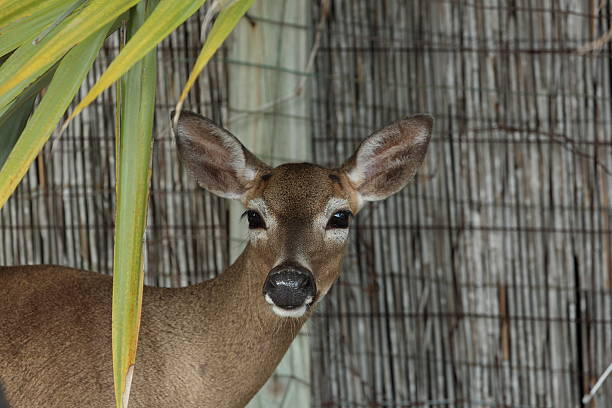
[0,0,71,29]
[66,0,208,125]
[0,100,35,168]
[111,1,158,407]
[0,10,77,111]
[176,0,254,113]
[0,0,76,57]
[0,0,138,107]
[0,22,110,210]
[0,65,56,167]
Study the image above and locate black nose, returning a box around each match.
[263,264,316,309]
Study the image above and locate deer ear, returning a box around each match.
[173,111,270,199]
[342,114,433,203]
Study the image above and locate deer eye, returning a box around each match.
[243,210,266,229]
[327,210,352,229]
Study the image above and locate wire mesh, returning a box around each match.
[309,1,612,407]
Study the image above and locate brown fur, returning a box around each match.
[0,111,432,407]
[0,253,310,407]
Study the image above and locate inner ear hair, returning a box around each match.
[342,114,433,203]
[173,110,270,200]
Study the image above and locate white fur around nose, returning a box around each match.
[272,304,307,318]
[266,293,310,318]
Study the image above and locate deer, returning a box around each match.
[0,110,433,408]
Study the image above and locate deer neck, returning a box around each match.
[159,245,309,405]
[203,244,308,333]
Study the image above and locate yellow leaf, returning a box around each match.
[0,1,74,57]
[0,22,111,210]
[175,0,254,118]
[0,0,138,103]
[0,0,71,29]
[66,0,208,127]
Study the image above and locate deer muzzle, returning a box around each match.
[263,263,316,315]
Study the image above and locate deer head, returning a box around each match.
[174,111,432,319]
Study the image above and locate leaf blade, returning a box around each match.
[0,0,138,102]
[0,65,56,167]
[66,0,208,125]
[0,22,111,209]
[176,0,254,111]
[111,1,158,407]
[0,0,61,27]
[0,0,75,57]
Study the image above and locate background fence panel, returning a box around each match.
[310,1,611,407]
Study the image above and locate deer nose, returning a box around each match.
[263,264,316,309]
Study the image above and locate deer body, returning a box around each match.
[0,250,308,407]
[0,111,432,407]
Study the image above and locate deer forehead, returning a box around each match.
[246,163,355,221]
